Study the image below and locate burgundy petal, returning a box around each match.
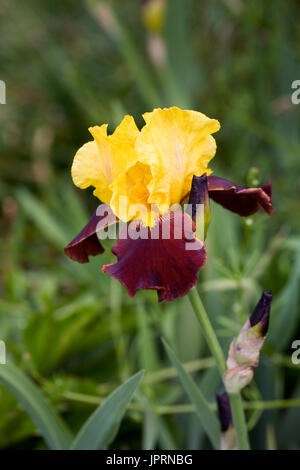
[207,175,274,216]
[64,204,118,263]
[102,212,206,302]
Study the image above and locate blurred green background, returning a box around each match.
[0,0,300,450]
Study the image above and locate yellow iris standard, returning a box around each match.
[71,107,220,226]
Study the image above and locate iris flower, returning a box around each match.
[65,107,273,301]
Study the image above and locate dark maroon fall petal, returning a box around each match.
[207,175,274,216]
[102,212,206,302]
[64,204,118,263]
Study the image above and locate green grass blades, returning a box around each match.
[0,363,73,450]
[70,370,144,450]
[162,339,220,450]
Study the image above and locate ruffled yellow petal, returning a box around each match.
[136,107,220,212]
[71,115,139,205]
[111,114,140,144]
[71,107,221,227]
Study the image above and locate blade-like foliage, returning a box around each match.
[0,363,73,450]
[162,339,220,449]
[70,370,144,450]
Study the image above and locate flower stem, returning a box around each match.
[229,393,250,450]
[188,287,250,450]
[188,287,226,373]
